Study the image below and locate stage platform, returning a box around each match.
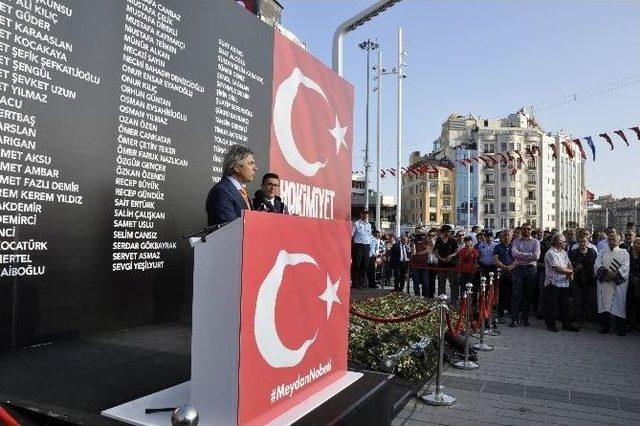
[0,321,418,425]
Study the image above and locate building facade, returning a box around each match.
[401,152,456,227]
[587,195,640,232]
[437,110,586,231]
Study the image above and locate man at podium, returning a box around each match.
[206,144,258,226]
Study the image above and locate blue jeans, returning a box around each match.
[412,268,430,297]
[512,265,537,321]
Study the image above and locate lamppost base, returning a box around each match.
[420,391,456,406]
[473,342,493,351]
[452,360,479,370]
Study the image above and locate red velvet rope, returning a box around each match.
[0,406,20,426]
[349,305,432,323]
[445,295,467,337]
[409,265,460,272]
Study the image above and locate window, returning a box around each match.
[531,204,537,214]
[509,143,514,150]
[489,218,495,228]
[419,213,423,222]
[484,204,488,214]
[509,202,516,211]
[442,213,450,223]
[485,174,494,183]
[429,213,437,222]
[411,200,415,208]
[489,203,495,214]
[501,203,506,212]
[528,173,536,184]
[501,173,506,182]
[501,219,507,228]
[509,218,515,228]
[528,190,535,200]
[443,184,451,195]
[419,199,423,208]
[501,188,507,196]
[430,197,436,207]
[469,165,474,173]
[501,143,507,151]
[484,218,490,228]
[443,198,451,207]
[509,188,516,197]
[484,120,489,127]
[485,188,494,197]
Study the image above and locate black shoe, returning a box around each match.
[617,328,626,336]
[522,319,530,327]
[598,326,609,334]
[562,324,580,332]
[508,320,518,328]
[547,324,559,332]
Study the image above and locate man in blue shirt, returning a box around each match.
[352,209,372,289]
[493,230,515,320]
[477,230,497,286]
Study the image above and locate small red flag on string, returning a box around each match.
[389,168,396,177]
[572,139,586,160]
[561,140,575,159]
[629,126,640,140]
[613,130,629,146]
[550,144,557,159]
[381,169,386,178]
[599,133,614,150]
[525,147,535,161]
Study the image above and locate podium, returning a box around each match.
[103,211,360,425]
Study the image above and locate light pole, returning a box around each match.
[395,26,406,237]
[374,50,383,232]
[332,0,402,76]
[359,40,379,212]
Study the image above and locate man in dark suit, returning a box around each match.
[389,235,411,292]
[252,172,289,214]
[206,144,258,226]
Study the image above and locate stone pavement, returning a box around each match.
[393,317,640,426]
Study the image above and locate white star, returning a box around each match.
[319,275,342,319]
[328,115,348,155]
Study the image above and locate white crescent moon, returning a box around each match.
[274,67,329,177]
[254,249,319,368]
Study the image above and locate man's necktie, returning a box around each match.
[239,187,251,210]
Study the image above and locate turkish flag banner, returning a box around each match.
[270,32,354,221]
[238,213,351,425]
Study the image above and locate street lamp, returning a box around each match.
[358,39,379,213]
[332,0,402,76]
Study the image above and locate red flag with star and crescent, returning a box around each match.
[238,213,351,425]
[269,32,353,221]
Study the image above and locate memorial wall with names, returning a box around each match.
[0,0,274,351]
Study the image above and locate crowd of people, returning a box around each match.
[352,209,640,336]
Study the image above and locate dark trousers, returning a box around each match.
[352,243,370,288]
[458,272,475,304]
[394,262,408,291]
[412,267,429,297]
[512,265,537,321]
[497,273,512,317]
[544,285,571,326]
[572,273,597,323]
[438,270,459,304]
[427,268,437,298]
[627,276,640,326]
[367,256,378,288]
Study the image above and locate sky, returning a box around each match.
[280,0,640,199]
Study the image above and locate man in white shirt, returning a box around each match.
[352,209,372,289]
[367,230,385,288]
[544,234,579,332]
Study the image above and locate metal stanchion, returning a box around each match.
[171,405,199,426]
[453,283,478,370]
[496,269,506,324]
[420,294,456,406]
[474,277,493,351]
[485,272,500,336]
